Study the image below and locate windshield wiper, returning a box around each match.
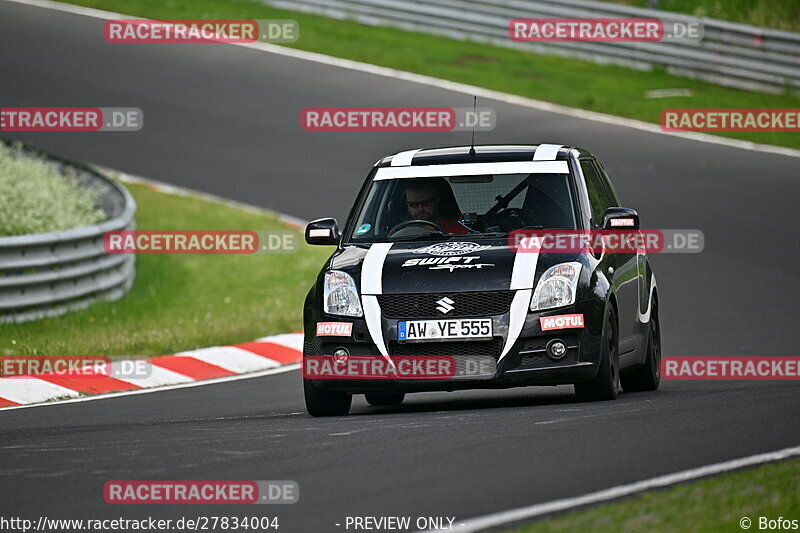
[468,227,544,238]
[390,231,450,242]
[470,232,508,238]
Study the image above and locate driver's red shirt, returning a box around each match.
[436,218,470,235]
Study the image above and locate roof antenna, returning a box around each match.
[468,95,477,156]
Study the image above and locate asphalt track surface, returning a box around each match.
[1,1,799,531]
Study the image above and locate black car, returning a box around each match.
[302,144,661,416]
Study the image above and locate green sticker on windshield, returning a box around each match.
[356,223,371,235]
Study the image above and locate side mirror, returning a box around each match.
[305,218,341,245]
[601,207,639,230]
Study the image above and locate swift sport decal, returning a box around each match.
[429,262,494,272]
[413,242,491,256]
[540,314,585,331]
[402,256,494,271]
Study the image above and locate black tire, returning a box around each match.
[575,308,619,402]
[621,299,661,392]
[365,392,405,406]
[303,378,352,416]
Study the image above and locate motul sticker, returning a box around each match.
[316,322,353,336]
[610,218,635,227]
[309,228,331,237]
[540,314,584,331]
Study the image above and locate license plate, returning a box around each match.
[397,319,492,342]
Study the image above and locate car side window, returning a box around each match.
[580,159,612,226]
[595,161,620,206]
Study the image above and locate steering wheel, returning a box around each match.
[490,208,528,230]
[388,219,447,236]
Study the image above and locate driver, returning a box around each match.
[404,180,469,235]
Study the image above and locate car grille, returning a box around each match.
[389,337,503,359]
[388,338,503,377]
[378,291,515,319]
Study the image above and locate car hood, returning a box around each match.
[331,239,581,294]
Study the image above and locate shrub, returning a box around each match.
[0,143,106,236]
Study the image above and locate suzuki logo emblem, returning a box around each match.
[436,297,455,314]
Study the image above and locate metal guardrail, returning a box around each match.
[0,140,136,323]
[265,0,800,94]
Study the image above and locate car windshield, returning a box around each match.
[348,172,577,242]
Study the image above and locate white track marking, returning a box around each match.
[256,333,305,351]
[424,444,800,532]
[0,364,300,412]
[175,346,281,372]
[0,379,81,404]
[108,168,309,228]
[4,0,798,159]
[110,361,195,388]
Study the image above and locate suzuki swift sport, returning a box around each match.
[302,144,661,416]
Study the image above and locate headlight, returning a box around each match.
[530,262,582,311]
[324,271,363,317]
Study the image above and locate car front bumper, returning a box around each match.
[304,298,605,393]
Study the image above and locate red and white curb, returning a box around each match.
[0,332,303,407]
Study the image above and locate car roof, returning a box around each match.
[375,144,593,167]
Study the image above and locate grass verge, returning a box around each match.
[0,181,332,357]
[0,142,105,236]
[56,0,800,150]
[509,457,800,533]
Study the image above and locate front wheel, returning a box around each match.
[575,309,619,402]
[304,378,352,416]
[365,392,405,406]
[621,299,661,392]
